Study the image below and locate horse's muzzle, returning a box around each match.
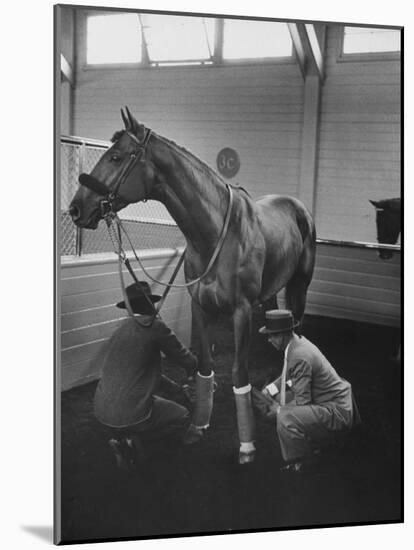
[69,203,80,222]
[78,173,109,196]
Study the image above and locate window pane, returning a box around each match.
[223,20,292,60]
[140,14,215,63]
[86,14,142,64]
[343,26,400,54]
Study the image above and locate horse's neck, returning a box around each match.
[150,136,228,253]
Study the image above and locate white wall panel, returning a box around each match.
[74,58,304,199]
[60,252,192,390]
[315,25,401,243]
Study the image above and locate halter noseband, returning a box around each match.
[78,128,152,217]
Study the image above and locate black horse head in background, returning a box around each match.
[369,198,401,260]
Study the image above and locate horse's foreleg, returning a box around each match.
[186,300,215,442]
[232,300,256,464]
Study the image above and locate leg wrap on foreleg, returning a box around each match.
[192,371,215,429]
[233,384,256,455]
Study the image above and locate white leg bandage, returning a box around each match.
[192,371,215,430]
[233,384,255,451]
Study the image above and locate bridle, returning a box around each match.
[76,126,234,325]
[78,128,152,217]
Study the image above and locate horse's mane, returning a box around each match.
[159,135,225,181]
[111,130,126,143]
[110,128,251,197]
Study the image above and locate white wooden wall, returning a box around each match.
[60,243,399,390]
[73,65,303,199]
[59,251,192,390]
[73,11,304,200]
[315,25,401,243]
[307,243,400,326]
[72,20,400,245]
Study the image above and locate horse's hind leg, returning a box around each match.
[261,294,278,312]
[285,238,316,330]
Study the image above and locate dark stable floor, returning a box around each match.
[59,313,402,544]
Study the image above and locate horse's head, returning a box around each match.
[69,107,156,228]
[369,198,401,260]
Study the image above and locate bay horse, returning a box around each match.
[369,198,401,260]
[69,108,316,464]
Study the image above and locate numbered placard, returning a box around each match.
[216,147,240,178]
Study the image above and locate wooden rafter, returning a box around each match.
[287,23,327,214]
[60,53,74,86]
[288,23,325,81]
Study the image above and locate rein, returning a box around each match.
[113,183,233,289]
[109,218,186,328]
[104,180,233,290]
[79,126,234,323]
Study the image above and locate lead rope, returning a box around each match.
[106,215,186,328]
[104,182,233,327]
[113,219,157,327]
[114,182,233,289]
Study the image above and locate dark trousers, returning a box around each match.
[100,395,190,444]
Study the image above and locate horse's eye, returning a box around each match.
[111,154,121,162]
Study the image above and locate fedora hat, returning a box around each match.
[116,281,161,314]
[259,309,299,334]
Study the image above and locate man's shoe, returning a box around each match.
[280,458,320,475]
[280,461,303,474]
[109,438,138,473]
[183,424,204,445]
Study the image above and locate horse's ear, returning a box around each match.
[121,107,129,130]
[369,200,382,209]
[124,106,144,139]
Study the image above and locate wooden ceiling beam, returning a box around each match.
[288,23,307,79]
[288,22,325,82]
[60,53,74,86]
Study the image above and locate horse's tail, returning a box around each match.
[295,205,316,246]
[284,201,316,331]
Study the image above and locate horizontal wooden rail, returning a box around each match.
[61,134,110,148]
[316,238,400,252]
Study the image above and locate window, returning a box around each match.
[84,12,293,67]
[222,20,292,60]
[140,15,215,65]
[342,26,400,55]
[86,13,142,64]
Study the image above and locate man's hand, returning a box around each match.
[264,401,280,420]
[251,387,281,422]
[181,375,218,404]
[181,375,196,403]
[262,387,273,399]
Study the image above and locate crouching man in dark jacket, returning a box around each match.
[93,281,197,472]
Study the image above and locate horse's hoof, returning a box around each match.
[238,450,256,465]
[183,424,204,445]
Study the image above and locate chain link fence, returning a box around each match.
[60,136,185,257]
